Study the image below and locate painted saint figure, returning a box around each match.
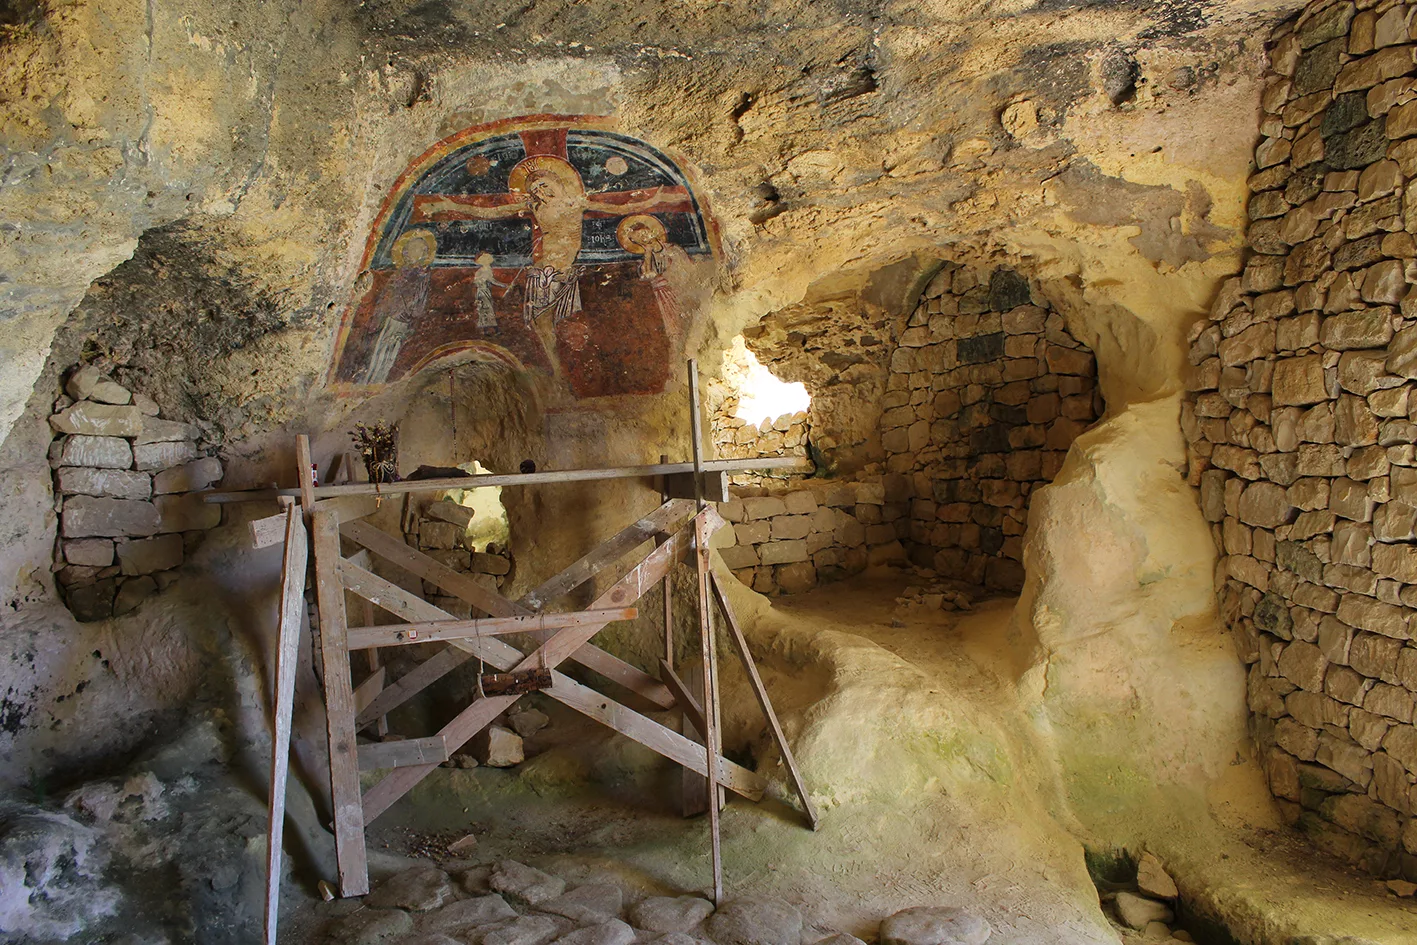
[472,252,508,335]
[419,155,684,372]
[361,230,436,384]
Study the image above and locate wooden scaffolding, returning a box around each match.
[245,365,819,945]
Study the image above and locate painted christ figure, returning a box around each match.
[415,155,686,375]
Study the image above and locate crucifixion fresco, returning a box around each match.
[328,117,718,399]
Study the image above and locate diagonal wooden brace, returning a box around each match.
[343,516,678,711]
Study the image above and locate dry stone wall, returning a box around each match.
[885,264,1102,591]
[715,479,907,596]
[1183,0,1417,881]
[49,366,223,622]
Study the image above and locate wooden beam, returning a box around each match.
[202,455,814,503]
[660,658,706,737]
[521,498,697,610]
[342,520,677,710]
[296,435,316,511]
[311,511,368,897]
[345,608,639,650]
[355,646,470,730]
[663,470,729,503]
[694,496,724,904]
[342,518,523,618]
[251,495,383,550]
[264,505,308,945]
[711,570,819,831]
[352,666,385,713]
[357,736,449,771]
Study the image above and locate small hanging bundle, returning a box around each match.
[351,420,400,486]
[476,615,553,697]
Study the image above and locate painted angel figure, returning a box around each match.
[472,252,509,335]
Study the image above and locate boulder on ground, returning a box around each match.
[365,865,454,911]
[489,860,564,905]
[878,906,992,945]
[476,725,525,767]
[705,897,803,945]
[551,918,636,945]
[540,883,623,923]
[509,708,550,738]
[421,894,516,933]
[629,895,715,933]
[1113,892,1172,930]
[322,907,413,945]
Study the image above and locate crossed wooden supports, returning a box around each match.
[292,493,818,905]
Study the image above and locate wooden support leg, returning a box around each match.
[264,506,308,945]
[312,510,369,897]
[711,570,819,831]
[694,513,724,904]
[676,659,709,818]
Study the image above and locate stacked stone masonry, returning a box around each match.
[404,498,514,616]
[1183,0,1417,881]
[715,479,907,596]
[885,264,1102,591]
[49,365,223,622]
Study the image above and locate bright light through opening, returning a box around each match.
[731,340,811,428]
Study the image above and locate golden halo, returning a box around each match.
[392,229,437,267]
[507,155,584,197]
[616,214,667,253]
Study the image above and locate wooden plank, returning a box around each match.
[357,736,449,771]
[343,520,676,709]
[659,658,706,736]
[712,570,819,831]
[352,666,385,713]
[203,455,814,503]
[520,498,697,609]
[694,501,724,904]
[311,511,368,897]
[664,470,729,503]
[347,552,765,823]
[264,505,308,945]
[345,608,639,650]
[296,435,316,511]
[355,647,470,730]
[679,659,709,818]
[342,518,523,618]
[251,495,381,550]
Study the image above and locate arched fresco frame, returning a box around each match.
[328,114,720,400]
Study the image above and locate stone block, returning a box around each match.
[718,545,759,570]
[719,499,747,522]
[49,402,144,437]
[770,515,811,540]
[419,520,462,550]
[65,365,131,405]
[64,539,113,567]
[425,499,476,528]
[475,725,524,767]
[56,466,150,501]
[113,575,158,616]
[758,540,809,565]
[116,534,183,576]
[59,435,133,469]
[1321,310,1395,349]
[153,493,221,533]
[1239,482,1294,527]
[1338,595,1411,639]
[1273,355,1330,405]
[62,495,160,538]
[133,441,198,472]
[775,561,817,594]
[742,496,788,519]
[783,491,816,515]
[735,521,770,545]
[1280,640,1330,692]
[151,457,222,495]
[1367,682,1417,722]
[133,417,202,445]
[470,552,510,575]
[854,481,886,504]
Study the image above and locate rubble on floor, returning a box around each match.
[319,860,997,945]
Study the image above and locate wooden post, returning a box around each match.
[263,505,308,945]
[296,435,316,513]
[312,510,369,897]
[688,359,724,904]
[659,453,674,669]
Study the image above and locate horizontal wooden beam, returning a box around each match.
[357,736,448,771]
[345,608,638,650]
[204,455,813,503]
[250,495,382,549]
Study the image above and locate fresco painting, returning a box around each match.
[329,117,718,399]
